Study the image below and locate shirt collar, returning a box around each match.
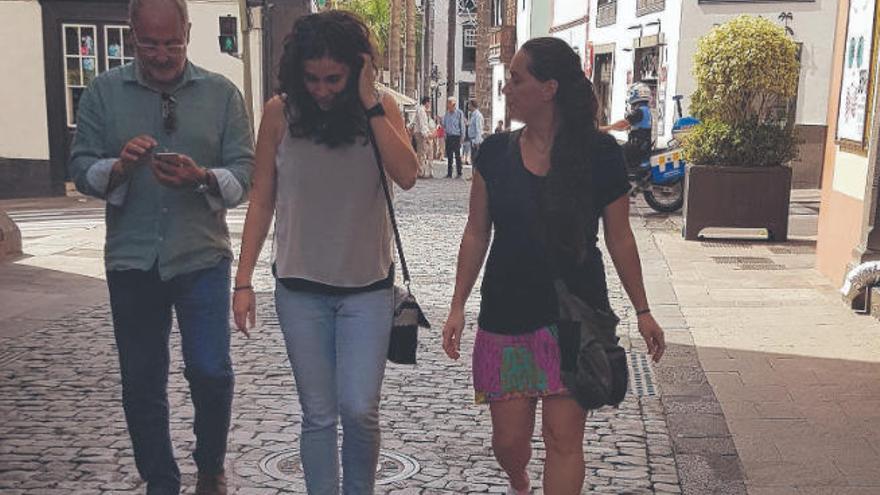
[123,60,204,92]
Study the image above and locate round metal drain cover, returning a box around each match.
[259,449,420,485]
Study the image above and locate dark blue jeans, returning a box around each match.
[445,135,462,176]
[107,258,233,495]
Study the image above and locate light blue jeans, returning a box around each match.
[274,285,394,495]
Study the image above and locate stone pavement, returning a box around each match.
[0,195,108,341]
[1,169,877,494]
[0,168,682,494]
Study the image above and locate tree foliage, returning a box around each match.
[337,0,391,61]
[684,15,801,166]
[690,16,799,125]
[683,118,798,168]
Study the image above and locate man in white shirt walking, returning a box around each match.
[413,97,434,178]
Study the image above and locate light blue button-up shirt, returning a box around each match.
[442,108,465,137]
[68,61,254,280]
[467,108,484,145]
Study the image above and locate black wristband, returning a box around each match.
[636,308,651,316]
[365,102,385,119]
[233,285,253,292]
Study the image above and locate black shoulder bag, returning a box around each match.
[365,124,431,365]
[529,134,628,410]
[554,279,629,410]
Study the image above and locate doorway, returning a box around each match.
[593,51,614,126]
[42,0,130,193]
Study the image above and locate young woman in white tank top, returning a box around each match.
[232,10,418,494]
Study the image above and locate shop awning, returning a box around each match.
[378,84,417,107]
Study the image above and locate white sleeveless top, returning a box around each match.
[273,129,393,287]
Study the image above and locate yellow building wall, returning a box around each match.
[816,0,871,287]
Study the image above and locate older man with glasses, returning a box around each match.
[67,0,254,493]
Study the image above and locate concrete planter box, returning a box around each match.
[683,164,792,241]
[0,210,22,261]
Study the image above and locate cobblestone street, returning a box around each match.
[1,170,683,494]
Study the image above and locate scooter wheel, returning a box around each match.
[643,177,684,213]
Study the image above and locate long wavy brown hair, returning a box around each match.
[520,37,604,263]
[277,10,377,147]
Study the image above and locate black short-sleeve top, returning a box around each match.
[475,129,631,335]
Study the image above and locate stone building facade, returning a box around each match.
[475,0,517,133]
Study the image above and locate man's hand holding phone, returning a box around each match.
[151,152,209,189]
[154,152,180,162]
[114,135,158,178]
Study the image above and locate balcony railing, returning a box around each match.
[487,26,515,63]
[636,0,664,16]
[597,2,617,28]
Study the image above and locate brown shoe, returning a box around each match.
[195,470,227,495]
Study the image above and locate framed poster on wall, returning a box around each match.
[837,0,879,150]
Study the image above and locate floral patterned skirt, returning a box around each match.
[472,325,570,404]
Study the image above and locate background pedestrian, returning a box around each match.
[413,96,434,178]
[467,99,485,160]
[442,97,465,177]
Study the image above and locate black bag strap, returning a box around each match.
[365,119,411,286]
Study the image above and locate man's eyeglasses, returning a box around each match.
[161,93,176,134]
[136,43,186,57]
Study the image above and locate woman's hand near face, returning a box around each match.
[358,53,380,108]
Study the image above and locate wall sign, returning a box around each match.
[698,0,814,3]
[584,42,594,78]
[837,0,879,150]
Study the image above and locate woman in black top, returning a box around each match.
[442,38,665,495]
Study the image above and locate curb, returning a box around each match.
[635,209,749,495]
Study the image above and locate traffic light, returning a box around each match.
[218,16,238,55]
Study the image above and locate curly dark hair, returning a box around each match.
[520,37,602,263]
[277,10,377,147]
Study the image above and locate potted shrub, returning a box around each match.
[681,15,800,241]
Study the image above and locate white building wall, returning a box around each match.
[552,25,588,69]
[454,12,476,95]
[588,0,682,140]
[0,0,50,160]
[530,0,551,39]
[553,0,587,26]
[491,62,506,129]
[432,0,450,99]
[187,0,245,93]
[550,0,589,63]
[246,6,264,123]
[677,0,837,126]
[516,0,531,50]
[516,1,553,50]
[426,2,472,103]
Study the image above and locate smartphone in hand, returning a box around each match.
[154,152,181,167]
